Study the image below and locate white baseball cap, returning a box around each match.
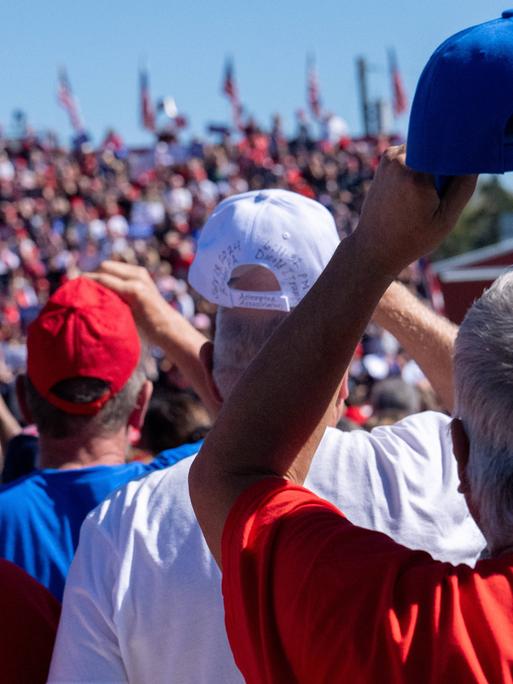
[188,189,340,311]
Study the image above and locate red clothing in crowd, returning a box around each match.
[0,559,60,683]
[222,479,513,684]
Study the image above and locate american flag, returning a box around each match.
[139,67,156,132]
[307,55,322,120]
[57,69,84,133]
[388,49,408,116]
[222,58,243,131]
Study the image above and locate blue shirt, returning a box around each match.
[0,441,200,600]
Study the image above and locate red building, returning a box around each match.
[433,239,513,323]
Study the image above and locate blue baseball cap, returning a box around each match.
[407,11,513,175]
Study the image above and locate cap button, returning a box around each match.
[502,9,513,18]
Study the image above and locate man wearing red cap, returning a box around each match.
[0,276,203,600]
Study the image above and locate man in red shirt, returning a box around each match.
[189,147,513,683]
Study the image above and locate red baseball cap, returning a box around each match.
[27,277,141,415]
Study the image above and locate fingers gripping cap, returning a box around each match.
[188,189,340,311]
[27,277,141,415]
[407,11,513,175]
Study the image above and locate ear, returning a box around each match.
[331,372,349,426]
[16,374,33,425]
[338,371,349,404]
[128,380,153,430]
[451,418,470,494]
[199,341,223,414]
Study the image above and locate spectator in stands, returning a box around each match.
[49,190,483,683]
[188,149,513,682]
[1,430,37,483]
[0,121,439,438]
[0,276,206,600]
[138,388,211,455]
[0,393,21,477]
[366,376,421,428]
[0,121,397,336]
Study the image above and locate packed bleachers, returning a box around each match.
[0,122,439,431]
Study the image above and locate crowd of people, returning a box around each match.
[0,117,435,442]
[2,8,513,684]
[0,176,471,682]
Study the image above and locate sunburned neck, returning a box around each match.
[38,430,129,470]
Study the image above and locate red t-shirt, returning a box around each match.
[0,559,60,683]
[222,479,513,683]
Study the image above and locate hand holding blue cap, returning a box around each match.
[406,11,513,193]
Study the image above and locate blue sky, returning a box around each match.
[0,1,507,145]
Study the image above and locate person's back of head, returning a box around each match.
[454,272,513,547]
[367,377,421,428]
[139,388,211,454]
[188,189,340,399]
[24,372,146,441]
[23,277,148,445]
[212,307,287,399]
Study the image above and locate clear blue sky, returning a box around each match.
[0,0,507,146]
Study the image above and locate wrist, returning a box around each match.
[345,228,399,286]
[351,221,413,280]
[150,301,206,353]
[150,302,179,347]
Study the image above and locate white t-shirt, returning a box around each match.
[49,411,485,684]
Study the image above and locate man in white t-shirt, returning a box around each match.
[49,190,484,683]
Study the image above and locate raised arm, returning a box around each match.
[87,262,219,417]
[373,281,458,411]
[189,146,477,564]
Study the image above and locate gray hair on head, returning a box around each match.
[25,348,150,440]
[454,271,513,547]
[212,306,287,400]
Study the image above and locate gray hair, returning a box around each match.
[454,271,513,547]
[212,306,287,399]
[25,358,148,440]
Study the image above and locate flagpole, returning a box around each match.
[306,53,322,122]
[222,57,243,133]
[139,59,156,133]
[356,57,370,136]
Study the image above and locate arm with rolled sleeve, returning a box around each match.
[373,281,458,411]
